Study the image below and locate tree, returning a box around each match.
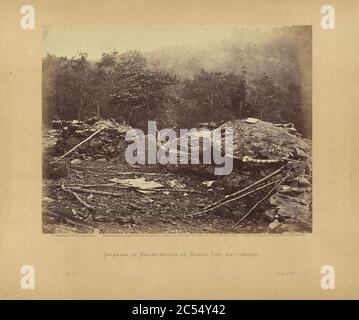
[249,73,278,121]
[93,50,120,117]
[109,50,178,124]
[69,52,92,120]
[183,70,246,121]
[285,83,304,131]
[223,72,247,118]
[43,53,94,122]
[42,54,61,126]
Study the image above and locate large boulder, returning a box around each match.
[217,119,310,160]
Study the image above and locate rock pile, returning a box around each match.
[217,118,310,160]
[43,118,131,161]
[213,119,312,232]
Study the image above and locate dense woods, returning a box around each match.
[42,26,311,136]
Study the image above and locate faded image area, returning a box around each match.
[42,25,312,234]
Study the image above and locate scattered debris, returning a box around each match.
[202,181,215,187]
[168,179,187,189]
[268,219,282,230]
[245,117,259,124]
[71,159,82,165]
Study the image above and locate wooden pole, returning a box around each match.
[56,128,103,161]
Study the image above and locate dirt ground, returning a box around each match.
[43,160,305,234]
[43,161,282,233]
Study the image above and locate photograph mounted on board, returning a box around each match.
[42,25,312,234]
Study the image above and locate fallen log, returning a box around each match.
[65,186,126,198]
[66,184,197,194]
[56,128,103,161]
[69,166,175,176]
[201,165,285,212]
[61,184,94,210]
[232,172,290,229]
[68,183,117,188]
[114,171,175,176]
[188,179,281,217]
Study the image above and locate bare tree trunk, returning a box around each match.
[128,104,145,123]
[209,93,215,112]
[208,94,215,120]
[239,101,243,119]
[78,98,83,121]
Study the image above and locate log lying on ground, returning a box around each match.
[64,185,197,196]
[200,165,285,214]
[61,184,94,210]
[114,171,175,176]
[188,179,282,217]
[64,187,126,198]
[69,166,175,176]
[232,171,291,229]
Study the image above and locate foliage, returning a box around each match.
[108,50,178,124]
[183,70,246,121]
[42,26,311,136]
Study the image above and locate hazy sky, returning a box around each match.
[43,25,274,60]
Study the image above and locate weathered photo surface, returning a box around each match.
[42,25,312,234]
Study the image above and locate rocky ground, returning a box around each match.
[42,118,312,234]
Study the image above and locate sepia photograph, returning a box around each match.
[42,25,312,234]
[2,0,359,302]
